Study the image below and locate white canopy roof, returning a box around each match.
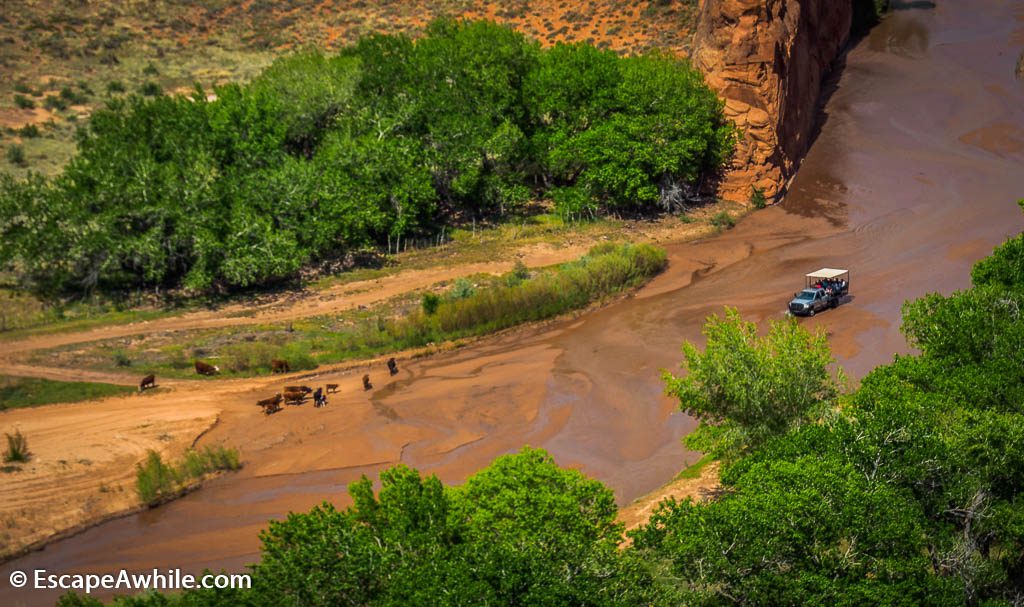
[806,268,848,280]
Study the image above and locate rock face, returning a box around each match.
[693,0,853,202]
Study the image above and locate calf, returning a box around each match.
[195,360,219,376]
[139,374,156,392]
[387,358,398,376]
[325,383,339,394]
[362,374,373,391]
[271,359,290,374]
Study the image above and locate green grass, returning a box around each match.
[135,446,242,505]
[0,375,135,410]
[675,453,715,480]
[38,243,668,378]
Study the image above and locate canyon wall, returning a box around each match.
[693,0,853,202]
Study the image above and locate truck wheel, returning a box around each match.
[830,298,838,309]
[808,308,816,317]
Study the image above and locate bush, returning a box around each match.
[136,446,241,505]
[106,80,126,94]
[138,81,162,96]
[421,292,441,316]
[6,144,27,167]
[13,94,35,109]
[3,429,30,463]
[42,95,68,111]
[450,278,476,300]
[142,62,160,76]
[750,186,767,209]
[18,124,40,138]
[135,450,179,504]
[111,348,132,367]
[710,210,735,230]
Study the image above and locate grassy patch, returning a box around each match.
[38,244,668,378]
[0,375,135,410]
[675,453,715,480]
[135,446,242,505]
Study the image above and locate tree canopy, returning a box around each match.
[1,19,734,298]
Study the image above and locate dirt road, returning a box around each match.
[3,2,1024,605]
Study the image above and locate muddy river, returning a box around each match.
[5,2,1024,605]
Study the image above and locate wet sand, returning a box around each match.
[4,2,1024,605]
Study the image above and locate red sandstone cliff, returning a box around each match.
[693,0,852,202]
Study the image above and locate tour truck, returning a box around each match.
[787,268,850,316]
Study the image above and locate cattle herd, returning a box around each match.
[142,357,402,416]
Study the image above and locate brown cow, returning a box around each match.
[387,358,398,376]
[283,390,306,405]
[325,383,339,394]
[139,374,156,392]
[271,359,290,374]
[262,401,282,415]
[194,360,219,376]
[362,374,372,391]
[284,385,313,394]
[257,393,282,408]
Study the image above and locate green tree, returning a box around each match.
[663,308,839,459]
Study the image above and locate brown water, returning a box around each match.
[5,2,1024,605]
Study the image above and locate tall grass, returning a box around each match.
[313,242,667,359]
[135,446,242,505]
[3,430,30,463]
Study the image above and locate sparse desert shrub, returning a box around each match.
[18,124,40,138]
[711,210,735,230]
[6,144,26,167]
[106,80,126,94]
[111,348,132,367]
[13,94,35,109]
[4,430,31,463]
[42,95,68,111]
[750,186,767,209]
[138,81,162,96]
[142,62,160,76]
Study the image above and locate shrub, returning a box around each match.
[13,94,35,109]
[3,430,30,463]
[111,348,132,367]
[710,210,735,230]
[136,446,241,505]
[18,124,40,138]
[106,80,126,94]
[421,292,441,316]
[139,81,162,96]
[450,278,477,300]
[135,450,179,504]
[42,95,68,111]
[142,62,160,76]
[506,259,530,287]
[750,186,767,209]
[6,144,27,167]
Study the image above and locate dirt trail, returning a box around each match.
[0,246,587,358]
[4,3,1024,605]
